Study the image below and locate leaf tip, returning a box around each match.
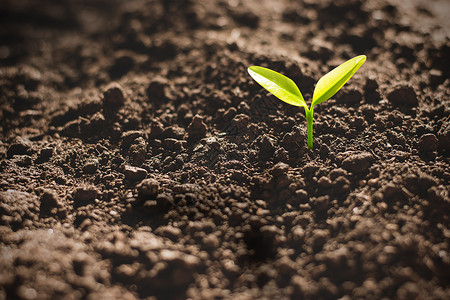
[356,55,367,66]
[247,66,258,76]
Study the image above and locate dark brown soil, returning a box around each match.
[1,0,449,299]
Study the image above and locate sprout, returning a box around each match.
[248,55,366,149]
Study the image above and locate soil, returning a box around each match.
[1,0,449,299]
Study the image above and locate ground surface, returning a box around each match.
[0,0,449,299]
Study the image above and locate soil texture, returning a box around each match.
[1,0,449,299]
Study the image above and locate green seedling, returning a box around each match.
[248,55,366,149]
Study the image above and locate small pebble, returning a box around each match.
[38,147,53,160]
[123,165,147,182]
[368,178,379,187]
[7,138,31,158]
[102,83,125,107]
[187,114,207,139]
[291,226,305,243]
[15,155,32,167]
[83,159,99,174]
[311,195,330,212]
[342,152,374,173]
[417,173,438,190]
[295,189,309,203]
[329,168,348,180]
[271,162,290,177]
[40,190,60,208]
[317,176,332,188]
[203,234,220,249]
[387,85,418,107]
[137,178,160,197]
[312,229,329,250]
[260,135,276,154]
[73,186,99,205]
[147,78,168,100]
[163,125,186,139]
[419,133,439,153]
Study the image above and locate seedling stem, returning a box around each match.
[305,107,314,149]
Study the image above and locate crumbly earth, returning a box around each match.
[1,0,449,299]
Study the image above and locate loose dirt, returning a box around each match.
[1,0,449,299]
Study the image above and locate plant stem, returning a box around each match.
[305,107,314,149]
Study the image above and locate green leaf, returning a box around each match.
[312,55,366,107]
[248,66,307,108]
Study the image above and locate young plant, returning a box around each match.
[248,55,366,149]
